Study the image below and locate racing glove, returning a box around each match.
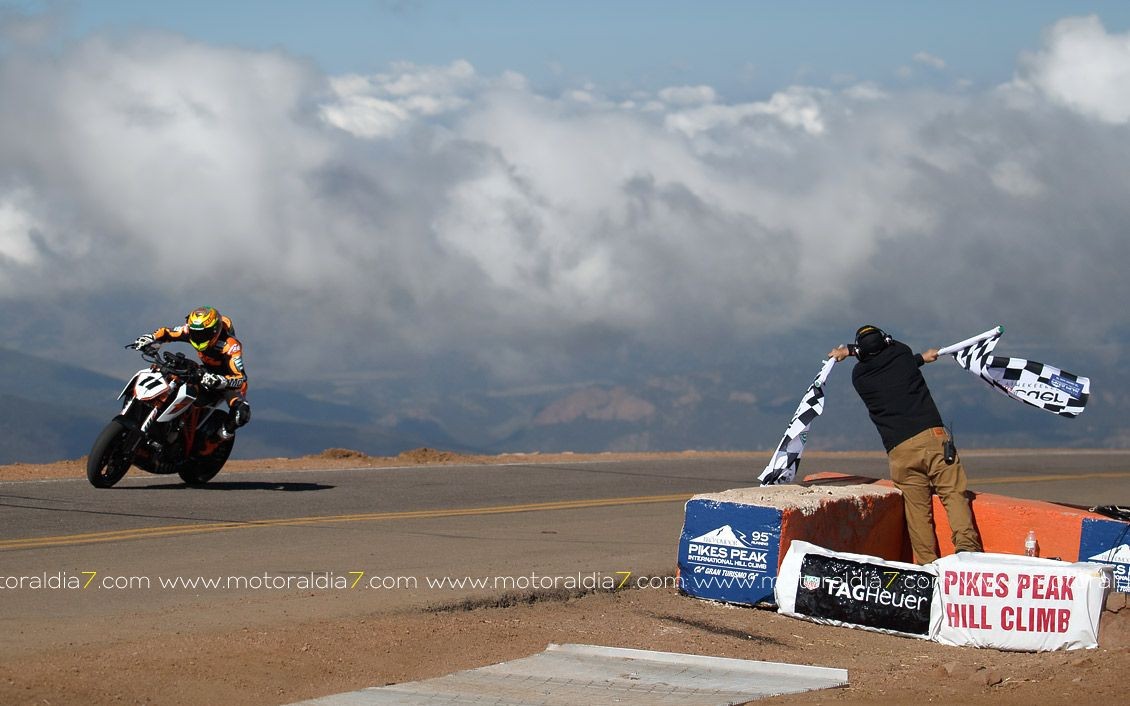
[133,334,155,350]
[201,372,226,390]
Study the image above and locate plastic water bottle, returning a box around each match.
[1024,530,1038,557]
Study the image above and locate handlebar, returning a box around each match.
[125,342,203,380]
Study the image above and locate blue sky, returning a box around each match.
[36,1,1130,97]
[2,1,1130,450]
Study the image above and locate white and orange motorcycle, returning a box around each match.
[86,343,235,488]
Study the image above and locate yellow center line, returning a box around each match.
[0,493,693,551]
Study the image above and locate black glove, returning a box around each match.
[201,372,226,390]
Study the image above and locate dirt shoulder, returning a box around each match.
[1,584,1127,705]
[19,445,1111,482]
[0,447,880,482]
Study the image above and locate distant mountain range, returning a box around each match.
[0,347,468,464]
[0,345,1122,465]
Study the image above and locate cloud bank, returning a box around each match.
[0,14,1127,396]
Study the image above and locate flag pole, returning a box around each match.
[937,325,1003,356]
[813,354,837,385]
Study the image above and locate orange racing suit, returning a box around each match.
[150,316,248,415]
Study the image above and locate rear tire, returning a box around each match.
[87,420,133,488]
[177,436,234,486]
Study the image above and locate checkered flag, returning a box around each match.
[945,327,1003,376]
[759,357,837,486]
[941,326,1090,417]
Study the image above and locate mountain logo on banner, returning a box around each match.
[689,525,756,548]
[1087,544,1130,563]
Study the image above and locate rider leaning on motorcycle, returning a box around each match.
[134,306,251,437]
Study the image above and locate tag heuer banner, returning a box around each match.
[776,540,937,639]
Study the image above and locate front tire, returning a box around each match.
[87,420,133,488]
[177,436,234,486]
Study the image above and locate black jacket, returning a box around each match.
[851,341,943,452]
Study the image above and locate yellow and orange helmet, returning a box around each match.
[185,306,222,351]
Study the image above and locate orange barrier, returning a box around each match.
[930,492,1108,561]
[778,489,911,565]
[804,472,1113,562]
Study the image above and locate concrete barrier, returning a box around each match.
[677,471,1129,607]
[677,484,908,606]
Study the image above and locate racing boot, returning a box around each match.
[219,399,251,440]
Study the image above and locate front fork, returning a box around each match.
[120,398,175,456]
[111,409,148,459]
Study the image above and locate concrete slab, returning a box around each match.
[292,643,847,705]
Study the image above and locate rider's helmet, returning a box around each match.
[185,306,222,352]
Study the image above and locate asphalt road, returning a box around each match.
[2,451,1128,658]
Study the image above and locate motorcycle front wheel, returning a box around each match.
[177,436,235,486]
[87,420,134,488]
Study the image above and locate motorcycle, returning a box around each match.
[86,343,236,488]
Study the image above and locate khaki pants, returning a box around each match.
[888,427,983,564]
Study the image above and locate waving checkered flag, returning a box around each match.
[944,327,1003,376]
[759,357,837,486]
[940,326,1090,417]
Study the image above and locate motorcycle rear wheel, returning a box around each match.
[177,436,235,486]
[87,420,133,488]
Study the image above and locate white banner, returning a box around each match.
[931,552,1112,651]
